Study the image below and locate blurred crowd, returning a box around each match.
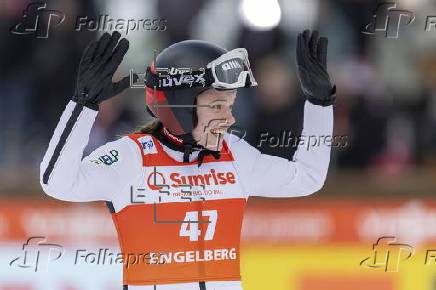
[1,0,436,192]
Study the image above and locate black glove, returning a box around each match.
[296,30,336,106]
[72,31,137,111]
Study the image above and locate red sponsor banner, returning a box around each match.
[0,201,117,245]
[1,198,436,245]
[243,198,436,245]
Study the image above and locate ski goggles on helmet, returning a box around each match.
[145,48,257,90]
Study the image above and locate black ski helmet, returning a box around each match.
[145,40,228,139]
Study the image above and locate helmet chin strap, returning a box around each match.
[151,125,221,167]
[178,132,221,167]
[178,132,199,146]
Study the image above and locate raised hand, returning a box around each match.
[296,30,336,106]
[72,31,137,111]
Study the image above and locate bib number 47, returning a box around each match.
[179,210,217,241]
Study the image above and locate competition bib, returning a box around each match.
[109,134,247,285]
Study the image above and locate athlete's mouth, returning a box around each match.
[209,127,228,136]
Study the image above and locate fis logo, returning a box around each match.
[221,60,242,71]
[362,2,415,38]
[138,136,158,155]
[10,2,65,38]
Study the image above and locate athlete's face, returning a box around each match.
[192,88,236,151]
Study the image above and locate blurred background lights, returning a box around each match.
[239,0,282,31]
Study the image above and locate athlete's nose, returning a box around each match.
[224,108,235,126]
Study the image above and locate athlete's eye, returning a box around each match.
[212,104,222,110]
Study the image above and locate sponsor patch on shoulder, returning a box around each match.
[89,149,119,165]
[138,136,158,155]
